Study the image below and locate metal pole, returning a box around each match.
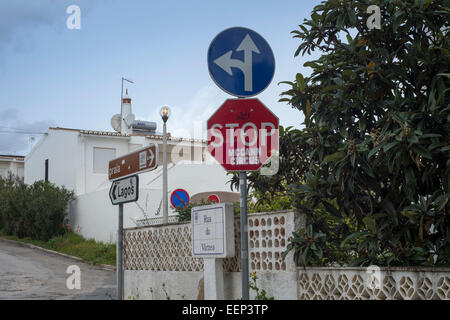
[121,78,124,114]
[117,203,123,300]
[162,121,168,225]
[239,171,249,300]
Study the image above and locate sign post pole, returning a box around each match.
[207,27,277,301]
[117,203,124,300]
[239,171,249,300]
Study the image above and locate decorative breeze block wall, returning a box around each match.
[123,210,304,273]
[298,267,450,300]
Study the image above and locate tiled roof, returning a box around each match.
[49,127,206,143]
[49,127,129,137]
[0,155,25,160]
[79,129,130,137]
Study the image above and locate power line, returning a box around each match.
[0,130,46,135]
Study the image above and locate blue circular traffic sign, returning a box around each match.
[170,189,190,209]
[207,27,275,97]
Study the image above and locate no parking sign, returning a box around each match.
[170,189,190,209]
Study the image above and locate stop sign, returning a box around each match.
[207,98,279,171]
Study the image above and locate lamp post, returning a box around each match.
[118,77,133,300]
[160,106,171,225]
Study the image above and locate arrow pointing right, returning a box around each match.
[147,149,154,167]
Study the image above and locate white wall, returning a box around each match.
[25,129,237,243]
[69,189,118,243]
[69,162,235,243]
[124,270,297,300]
[24,130,79,191]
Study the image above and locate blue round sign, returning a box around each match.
[170,189,190,209]
[208,27,275,97]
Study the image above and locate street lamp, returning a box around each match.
[160,106,171,225]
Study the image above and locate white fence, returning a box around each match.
[298,266,450,300]
[123,209,304,300]
[122,209,449,300]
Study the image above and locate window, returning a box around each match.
[45,159,49,181]
[17,167,24,178]
[93,147,116,174]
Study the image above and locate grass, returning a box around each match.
[0,230,116,266]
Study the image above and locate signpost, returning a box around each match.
[207,27,277,300]
[108,145,158,300]
[170,188,190,209]
[192,203,234,299]
[108,144,158,181]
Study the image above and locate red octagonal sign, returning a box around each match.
[207,98,279,171]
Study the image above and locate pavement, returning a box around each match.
[0,239,117,300]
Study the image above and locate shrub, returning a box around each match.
[0,179,75,241]
[279,0,449,266]
[173,198,220,222]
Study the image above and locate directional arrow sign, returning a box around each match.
[108,144,158,181]
[208,27,275,97]
[109,175,139,205]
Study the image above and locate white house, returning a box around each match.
[0,154,24,180]
[25,92,238,243]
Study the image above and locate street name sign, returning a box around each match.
[207,98,279,171]
[109,175,139,205]
[108,144,158,181]
[191,203,234,258]
[207,27,275,97]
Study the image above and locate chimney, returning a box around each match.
[121,89,134,135]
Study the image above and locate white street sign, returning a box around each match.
[191,203,234,258]
[109,175,139,205]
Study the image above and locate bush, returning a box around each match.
[279,0,449,266]
[0,178,75,242]
[173,198,222,222]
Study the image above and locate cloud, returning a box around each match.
[0,108,54,155]
[0,0,95,52]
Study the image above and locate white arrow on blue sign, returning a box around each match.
[207,27,275,97]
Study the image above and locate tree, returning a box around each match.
[279,0,449,266]
[228,126,307,209]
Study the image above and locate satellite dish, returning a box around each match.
[111,114,121,132]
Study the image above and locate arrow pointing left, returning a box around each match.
[112,184,117,200]
[214,34,260,92]
[109,175,139,205]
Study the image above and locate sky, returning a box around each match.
[0,0,323,155]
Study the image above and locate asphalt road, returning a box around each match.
[0,239,116,300]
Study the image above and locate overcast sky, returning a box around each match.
[0,0,322,155]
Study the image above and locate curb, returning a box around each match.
[0,237,116,272]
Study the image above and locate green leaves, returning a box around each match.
[323,152,346,163]
[362,216,376,234]
[0,178,75,242]
[277,0,450,268]
[283,224,328,266]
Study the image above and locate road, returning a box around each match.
[0,239,116,300]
